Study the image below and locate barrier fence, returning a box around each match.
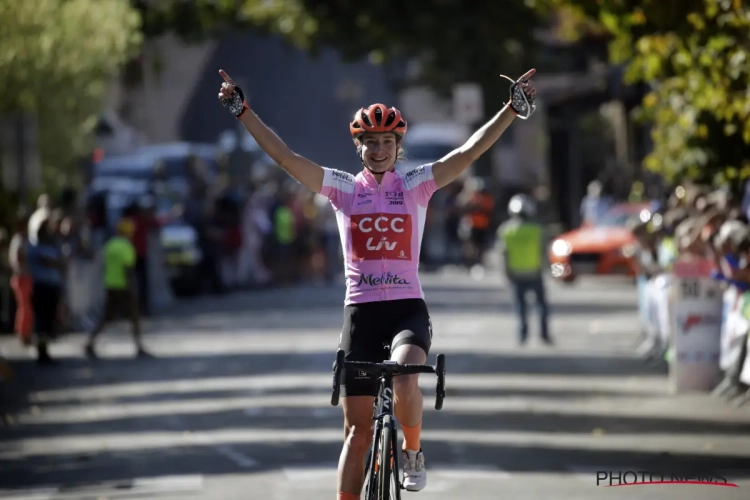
[641,257,750,401]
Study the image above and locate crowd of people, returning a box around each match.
[4,172,750,392]
[0,193,88,365]
[0,160,514,371]
[628,183,750,400]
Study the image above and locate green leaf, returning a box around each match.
[0,0,142,190]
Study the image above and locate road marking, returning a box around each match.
[28,373,667,403]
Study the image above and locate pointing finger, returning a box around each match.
[219,69,235,85]
[519,68,536,81]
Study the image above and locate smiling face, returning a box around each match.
[359,133,399,174]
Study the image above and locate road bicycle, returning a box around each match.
[331,349,446,500]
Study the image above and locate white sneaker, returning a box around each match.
[402,449,426,491]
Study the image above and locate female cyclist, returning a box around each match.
[217,67,537,500]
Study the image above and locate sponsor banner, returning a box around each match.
[669,258,723,392]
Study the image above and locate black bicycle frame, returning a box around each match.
[330,349,445,499]
[365,365,401,499]
[374,363,396,418]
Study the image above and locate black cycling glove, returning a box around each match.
[507,78,536,119]
[220,84,249,119]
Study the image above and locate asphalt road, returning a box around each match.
[1,269,749,500]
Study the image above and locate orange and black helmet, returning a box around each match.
[350,104,407,139]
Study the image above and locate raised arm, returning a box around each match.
[218,70,324,193]
[432,69,537,189]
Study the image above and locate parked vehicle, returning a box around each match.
[548,202,652,283]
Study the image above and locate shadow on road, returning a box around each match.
[1,355,747,493]
[2,351,666,401]
[2,278,714,494]
[5,397,750,443]
[1,439,749,490]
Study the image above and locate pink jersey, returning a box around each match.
[319,164,439,305]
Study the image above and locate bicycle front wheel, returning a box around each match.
[379,415,402,500]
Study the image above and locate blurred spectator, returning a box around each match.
[238,186,272,286]
[628,181,646,203]
[59,186,78,215]
[216,186,243,288]
[297,191,323,282]
[628,217,662,355]
[630,219,661,279]
[27,194,51,246]
[182,181,223,292]
[271,190,297,284]
[85,218,151,359]
[628,183,750,371]
[317,194,341,283]
[443,182,464,265]
[36,193,51,212]
[48,208,70,333]
[126,196,181,313]
[85,191,108,239]
[8,210,32,345]
[655,207,688,271]
[580,180,612,226]
[27,213,66,365]
[498,194,551,345]
[459,177,495,268]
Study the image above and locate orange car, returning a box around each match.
[548,203,652,282]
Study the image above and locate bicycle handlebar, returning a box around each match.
[346,360,437,376]
[330,349,446,410]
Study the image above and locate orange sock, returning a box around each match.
[401,421,422,451]
[338,493,358,500]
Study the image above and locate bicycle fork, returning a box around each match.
[367,380,402,498]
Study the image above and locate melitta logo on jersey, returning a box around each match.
[332,170,353,182]
[356,272,411,287]
[350,213,412,260]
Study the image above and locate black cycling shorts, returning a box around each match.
[338,298,433,397]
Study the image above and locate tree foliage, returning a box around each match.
[137,0,545,182]
[295,0,541,93]
[0,0,142,190]
[541,0,750,185]
[138,0,542,101]
[130,1,750,186]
